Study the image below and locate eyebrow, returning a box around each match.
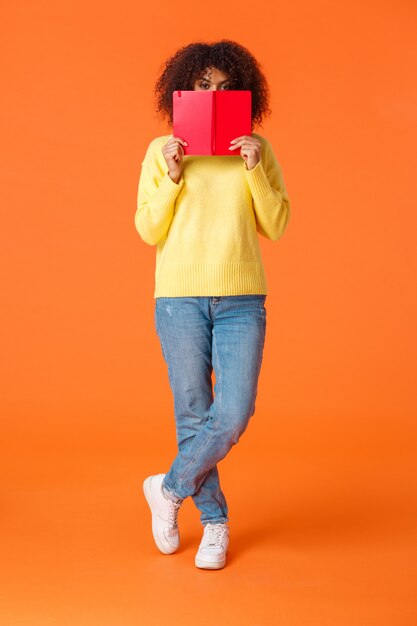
[200,76,231,84]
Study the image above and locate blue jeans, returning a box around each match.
[154,295,267,526]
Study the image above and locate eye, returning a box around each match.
[200,81,210,89]
[220,84,231,90]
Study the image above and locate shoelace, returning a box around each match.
[168,500,182,529]
[204,523,228,547]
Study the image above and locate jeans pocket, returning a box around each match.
[257,295,267,314]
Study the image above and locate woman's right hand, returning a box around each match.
[162,136,188,183]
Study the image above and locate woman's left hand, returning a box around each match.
[229,135,261,170]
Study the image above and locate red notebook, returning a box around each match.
[172,90,252,156]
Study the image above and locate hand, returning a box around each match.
[229,134,261,170]
[162,136,188,183]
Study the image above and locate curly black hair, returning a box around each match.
[154,39,271,130]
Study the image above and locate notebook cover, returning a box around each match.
[214,90,252,155]
[172,90,252,156]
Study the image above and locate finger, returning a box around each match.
[230,135,251,144]
[229,140,260,150]
[230,145,259,154]
[171,136,188,146]
[229,141,254,150]
[165,145,184,158]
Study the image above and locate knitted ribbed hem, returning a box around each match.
[153,260,268,297]
[244,159,277,200]
[157,170,184,204]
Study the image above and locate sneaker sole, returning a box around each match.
[195,556,226,569]
[143,477,178,555]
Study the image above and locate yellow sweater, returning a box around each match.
[135,132,291,298]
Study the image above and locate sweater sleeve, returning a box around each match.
[135,140,185,245]
[244,139,291,241]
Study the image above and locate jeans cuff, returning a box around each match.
[202,517,229,526]
[162,481,184,504]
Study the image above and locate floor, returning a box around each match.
[1,427,415,626]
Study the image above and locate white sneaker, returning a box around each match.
[195,522,230,569]
[143,474,183,554]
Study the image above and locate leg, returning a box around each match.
[160,295,267,522]
[155,297,229,524]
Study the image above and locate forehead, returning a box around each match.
[199,66,230,80]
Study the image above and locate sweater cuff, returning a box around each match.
[158,170,185,204]
[244,159,273,200]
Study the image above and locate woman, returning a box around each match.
[135,39,291,570]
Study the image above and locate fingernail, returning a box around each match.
[230,139,236,143]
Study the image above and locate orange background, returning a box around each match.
[1,1,416,624]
